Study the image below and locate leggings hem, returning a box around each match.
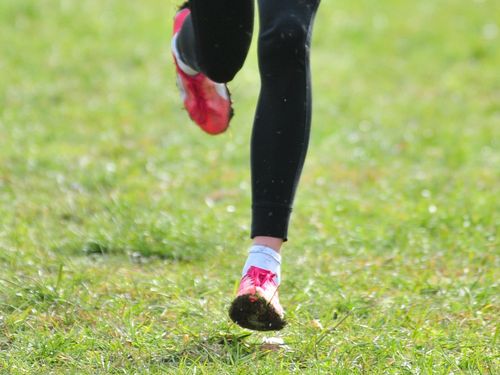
[251,205,292,241]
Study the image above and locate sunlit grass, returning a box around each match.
[1,0,499,373]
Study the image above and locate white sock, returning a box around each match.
[171,34,198,76]
[242,245,282,284]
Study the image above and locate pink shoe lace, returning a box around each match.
[237,266,283,317]
[247,266,277,287]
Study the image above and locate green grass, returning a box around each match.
[1,0,499,373]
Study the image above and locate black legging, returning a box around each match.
[177,0,321,240]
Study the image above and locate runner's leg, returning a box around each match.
[176,0,254,83]
[251,0,321,241]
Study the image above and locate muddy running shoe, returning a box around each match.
[229,266,286,331]
[171,7,232,135]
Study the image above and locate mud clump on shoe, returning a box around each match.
[229,294,287,331]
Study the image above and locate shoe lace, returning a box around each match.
[247,267,277,288]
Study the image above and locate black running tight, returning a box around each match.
[177,0,321,240]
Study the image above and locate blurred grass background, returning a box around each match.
[0,0,499,373]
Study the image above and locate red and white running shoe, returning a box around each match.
[171,7,233,135]
[229,266,286,331]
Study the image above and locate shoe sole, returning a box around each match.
[229,294,287,331]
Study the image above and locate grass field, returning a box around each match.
[1,0,499,373]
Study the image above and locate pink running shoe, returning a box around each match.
[171,6,233,135]
[229,266,286,331]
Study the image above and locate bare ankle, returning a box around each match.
[252,236,283,253]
